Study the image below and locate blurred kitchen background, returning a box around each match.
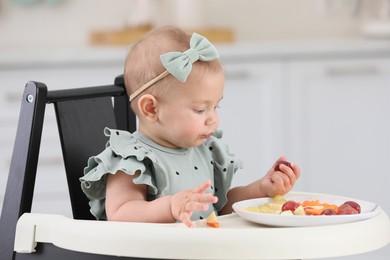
[1,0,390,48]
[1,0,390,259]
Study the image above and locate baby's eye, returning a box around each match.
[214,104,221,110]
[193,108,206,114]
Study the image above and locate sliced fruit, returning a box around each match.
[206,222,220,228]
[273,194,286,202]
[304,207,324,215]
[337,203,359,215]
[268,202,283,211]
[293,205,306,215]
[321,208,337,215]
[246,206,261,212]
[281,201,300,212]
[206,211,220,228]
[280,210,294,215]
[343,201,361,213]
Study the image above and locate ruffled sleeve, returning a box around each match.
[80,128,159,220]
[205,130,244,211]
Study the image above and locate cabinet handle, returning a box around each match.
[326,65,379,76]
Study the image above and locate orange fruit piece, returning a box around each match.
[206,211,220,228]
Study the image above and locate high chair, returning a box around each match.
[0,75,139,259]
[0,75,389,260]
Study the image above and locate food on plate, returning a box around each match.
[274,160,292,171]
[337,202,360,215]
[281,200,300,212]
[249,194,286,214]
[321,208,337,215]
[206,211,220,228]
[245,195,361,216]
[343,201,361,213]
[293,205,306,215]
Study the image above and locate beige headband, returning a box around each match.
[129,70,169,102]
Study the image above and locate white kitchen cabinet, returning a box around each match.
[286,57,390,260]
[286,58,390,213]
[219,60,286,187]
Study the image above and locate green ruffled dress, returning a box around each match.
[80,128,243,221]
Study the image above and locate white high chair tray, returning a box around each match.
[14,192,390,260]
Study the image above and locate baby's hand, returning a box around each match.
[259,156,301,197]
[170,180,218,228]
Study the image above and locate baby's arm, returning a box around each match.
[105,170,173,223]
[105,171,217,227]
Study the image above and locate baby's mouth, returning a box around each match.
[202,133,213,139]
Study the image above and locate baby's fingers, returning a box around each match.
[180,212,195,228]
[278,162,300,186]
[193,192,219,204]
[192,179,212,194]
[185,200,209,212]
[290,163,301,180]
[185,193,218,210]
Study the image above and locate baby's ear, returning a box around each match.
[137,94,158,122]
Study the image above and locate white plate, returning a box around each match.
[232,192,381,227]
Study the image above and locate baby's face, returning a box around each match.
[154,68,225,148]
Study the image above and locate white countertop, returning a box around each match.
[1,38,390,68]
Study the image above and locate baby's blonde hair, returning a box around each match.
[124,26,223,112]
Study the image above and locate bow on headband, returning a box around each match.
[161,33,220,82]
[129,33,220,101]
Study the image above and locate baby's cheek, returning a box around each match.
[184,124,202,137]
